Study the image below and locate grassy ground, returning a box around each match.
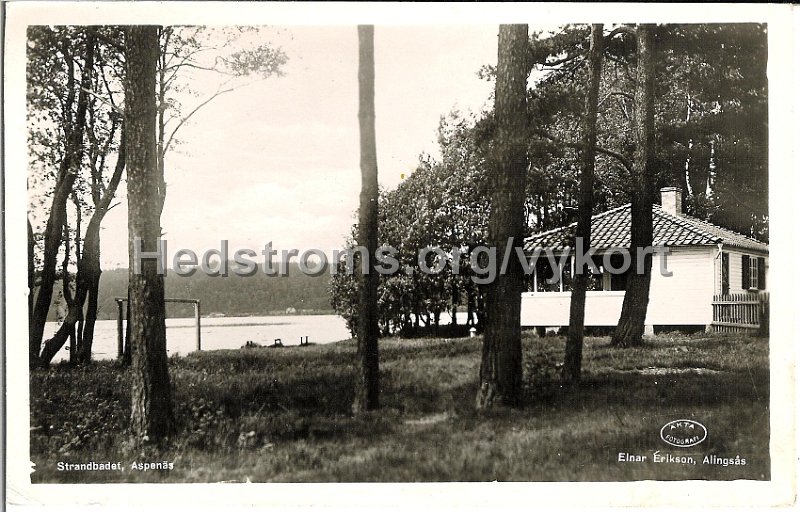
[29,331,770,482]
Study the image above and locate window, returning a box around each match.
[749,256,759,290]
[741,254,766,291]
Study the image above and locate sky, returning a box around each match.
[94,25,499,269]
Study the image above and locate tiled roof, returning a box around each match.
[524,204,769,254]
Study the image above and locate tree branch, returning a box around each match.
[162,77,264,156]
[532,128,633,173]
[598,90,635,107]
[163,85,234,156]
[79,86,124,115]
[95,30,125,53]
[606,26,636,40]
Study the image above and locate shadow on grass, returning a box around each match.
[29,333,771,482]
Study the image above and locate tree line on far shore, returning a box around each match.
[44,264,333,322]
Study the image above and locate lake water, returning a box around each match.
[45,314,352,363]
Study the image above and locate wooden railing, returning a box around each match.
[711,293,769,334]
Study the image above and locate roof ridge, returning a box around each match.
[525,202,767,252]
[655,206,768,249]
[681,214,769,248]
[652,205,721,244]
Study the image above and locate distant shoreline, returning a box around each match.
[45,310,338,323]
[200,310,336,319]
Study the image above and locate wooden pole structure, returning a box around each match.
[194,301,201,352]
[115,296,201,354]
[116,298,124,359]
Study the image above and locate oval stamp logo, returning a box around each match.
[660,419,707,447]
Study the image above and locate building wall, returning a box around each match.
[520,291,624,326]
[647,246,715,325]
[723,248,769,294]
[521,246,717,327]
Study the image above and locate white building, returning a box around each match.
[520,187,769,333]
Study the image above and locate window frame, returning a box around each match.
[749,255,759,290]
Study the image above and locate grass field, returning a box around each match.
[29,331,770,482]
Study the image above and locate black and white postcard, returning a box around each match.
[3,2,797,510]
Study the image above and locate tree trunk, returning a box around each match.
[476,24,529,410]
[39,208,82,367]
[563,24,604,383]
[79,128,126,363]
[79,269,101,363]
[76,229,101,363]
[38,132,125,367]
[611,25,656,348]
[352,25,381,413]
[29,34,95,368]
[125,25,174,443]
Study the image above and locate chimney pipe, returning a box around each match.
[660,187,682,216]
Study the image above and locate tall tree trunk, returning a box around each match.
[29,33,95,368]
[38,133,125,366]
[79,128,126,363]
[125,25,174,443]
[476,24,529,410]
[611,25,656,347]
[563,24,604,383]
[352,25,380,413]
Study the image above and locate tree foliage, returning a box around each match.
[526,23,768,239]
[329,23,768,344]
[330,116,493,339]
[28,25,288,366]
